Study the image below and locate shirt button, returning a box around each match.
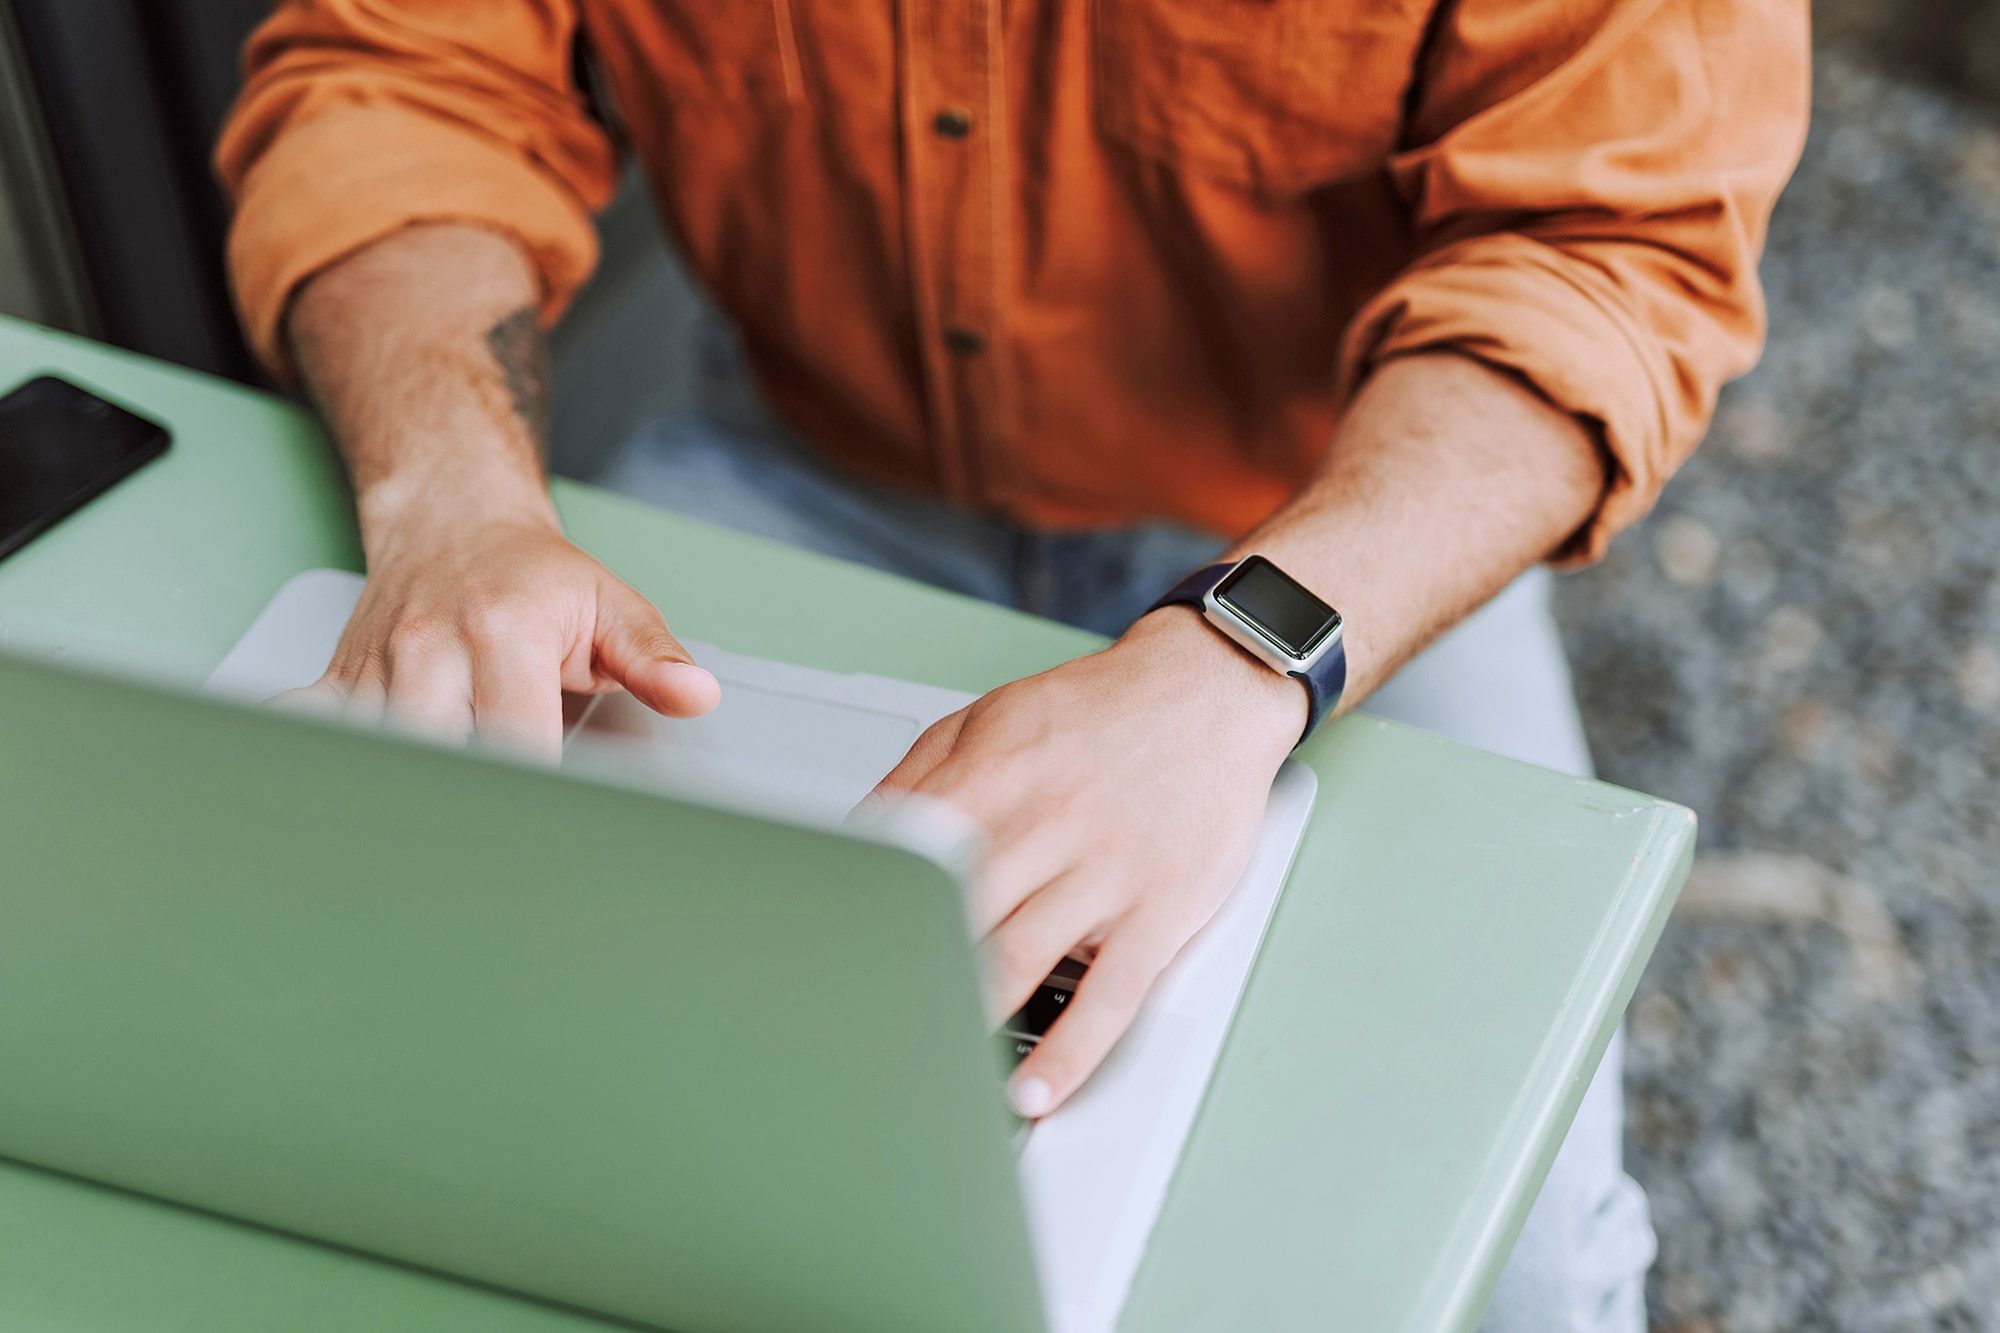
[944,326,986,356]
[932,107,974,139]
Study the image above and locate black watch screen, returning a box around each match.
[1213,555,1341,658]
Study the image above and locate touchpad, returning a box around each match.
[571,678,923,815]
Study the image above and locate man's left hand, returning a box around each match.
[863,609,1305,1118]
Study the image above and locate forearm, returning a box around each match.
[1225,352,1604,707]
[285,222,559,559]
[871,360,1598,1114]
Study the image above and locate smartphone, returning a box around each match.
[0,375,171,562]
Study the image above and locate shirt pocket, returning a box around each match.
[1090,0,1423,196]
[642,0,804,108]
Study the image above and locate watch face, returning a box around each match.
[1213,555,1341,658]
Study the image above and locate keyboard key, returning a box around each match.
[999,1033,1039,1066]
[1005,982,1073,1040]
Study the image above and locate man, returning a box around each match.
[216,3,1807,1327]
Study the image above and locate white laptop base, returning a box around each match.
[209,570,1315,1333]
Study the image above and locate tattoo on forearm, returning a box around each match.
[485,307,552,452]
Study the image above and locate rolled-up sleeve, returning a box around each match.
[1338,0,1810,562]
[214,1,617,381]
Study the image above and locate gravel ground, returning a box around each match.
[1551,47,2000,1333]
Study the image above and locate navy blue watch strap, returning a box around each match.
[1147,561,1346,748]
[1149,562,1231,613]
[1288,640,1348,747]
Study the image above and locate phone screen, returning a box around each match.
[0,376,171,561]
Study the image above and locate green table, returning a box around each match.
[0,316,1691,1332]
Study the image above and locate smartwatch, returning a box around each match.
[1146,555,1346,747]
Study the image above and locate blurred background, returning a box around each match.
[1,3,1994,1329]
[1561,5,2000,1329]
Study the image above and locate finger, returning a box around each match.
[1009,921,1186,1119]
[905,750,1043,839]
[382,638,474,743]
[966,818,1078,938]
[469,637,566,760]
[978,870,1112,1026]
[267,677,347,719]
[335,673,388,726]
[593,584,720,718]
[856,710,967,816]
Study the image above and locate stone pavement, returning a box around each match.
[1553,50,2000,1333]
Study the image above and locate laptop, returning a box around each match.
[0,568,1315,1333]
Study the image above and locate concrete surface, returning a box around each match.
[1554,49,2000,1333]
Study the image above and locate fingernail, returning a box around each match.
[661,662,718,687]
[660,662,722,709]
[1010,1075,1053,1120]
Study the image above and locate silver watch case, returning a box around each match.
[1199,568,1344,678]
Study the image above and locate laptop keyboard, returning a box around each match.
[999,953,1088,1066]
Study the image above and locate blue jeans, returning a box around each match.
[597,328,1656,1332]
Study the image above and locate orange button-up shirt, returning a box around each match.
[218,0,1808,561]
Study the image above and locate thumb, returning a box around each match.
[594,585,721,718]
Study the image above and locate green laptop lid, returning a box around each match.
[0,649,1045,1332]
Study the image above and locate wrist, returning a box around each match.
[1120,607,1308,756]
[355,458,560,567]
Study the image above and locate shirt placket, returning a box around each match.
[896,0,1009,510]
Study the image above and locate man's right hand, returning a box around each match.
[281,510,719,759]
[278,223,718,758]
